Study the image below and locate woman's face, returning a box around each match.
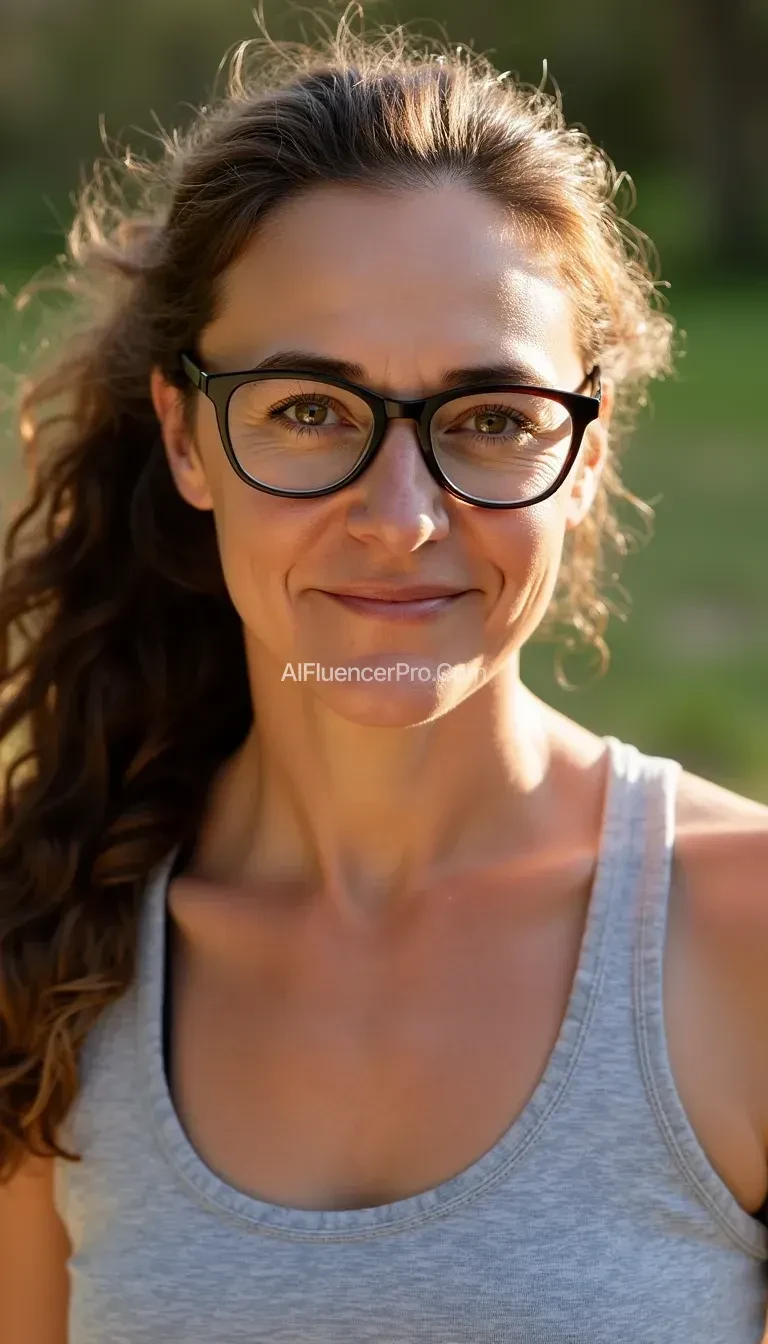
[153,182,612,727]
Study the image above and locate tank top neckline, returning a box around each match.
[136,733,637,1239]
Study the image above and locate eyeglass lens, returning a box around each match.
[227,378,575,501]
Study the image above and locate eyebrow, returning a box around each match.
[243,350,551,391]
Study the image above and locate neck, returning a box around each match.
[190,654,576,927]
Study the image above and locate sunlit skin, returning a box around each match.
[150,182,615,924]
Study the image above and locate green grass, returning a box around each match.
[2,264,768,798]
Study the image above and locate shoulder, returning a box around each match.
[674,766,768,930]
[672,765,768,1140]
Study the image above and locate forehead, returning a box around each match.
[201,183,582,394]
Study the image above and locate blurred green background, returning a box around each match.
[1,0,767,795]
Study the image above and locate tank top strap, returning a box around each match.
[595,733,681,944]
[138,842,181,995]
[586,733,683,1038]
[594,735,768,1258]
[578,734,681,1008]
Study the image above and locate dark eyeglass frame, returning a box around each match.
[178,350,602,510]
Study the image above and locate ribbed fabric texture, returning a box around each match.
[54,735,768,1342]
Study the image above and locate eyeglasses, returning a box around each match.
[178,351,602,509]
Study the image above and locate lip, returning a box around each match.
[319,585,472,622]
[324,583,469,601]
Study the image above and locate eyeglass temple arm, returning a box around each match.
[179,351,207,391]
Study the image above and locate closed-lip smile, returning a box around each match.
[318,583,473,621]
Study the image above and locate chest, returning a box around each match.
[163,868,768,1219]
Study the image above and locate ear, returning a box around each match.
[149,367,214,512]
[563,374,614,531]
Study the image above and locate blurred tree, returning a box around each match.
[0,0,765,274]
[655,0,768,269]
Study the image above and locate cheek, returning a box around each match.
[208,481,312,639]
[476,499,565,595]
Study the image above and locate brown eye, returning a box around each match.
[290,400,331,426]
[473,411,510,436]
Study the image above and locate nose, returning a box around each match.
[344,420,450,554]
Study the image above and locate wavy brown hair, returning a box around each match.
[0,9,680,1180]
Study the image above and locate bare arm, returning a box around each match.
[0,1153,70,1344]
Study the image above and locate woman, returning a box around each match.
[1,17,767,1344]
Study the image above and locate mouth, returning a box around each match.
[319,586,472,622]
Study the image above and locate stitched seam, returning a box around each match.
[634,823,768,1262]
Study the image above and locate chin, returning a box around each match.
[317,680,458,728]
[297,655,473,727]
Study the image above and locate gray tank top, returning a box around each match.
[54,735,768,1342]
